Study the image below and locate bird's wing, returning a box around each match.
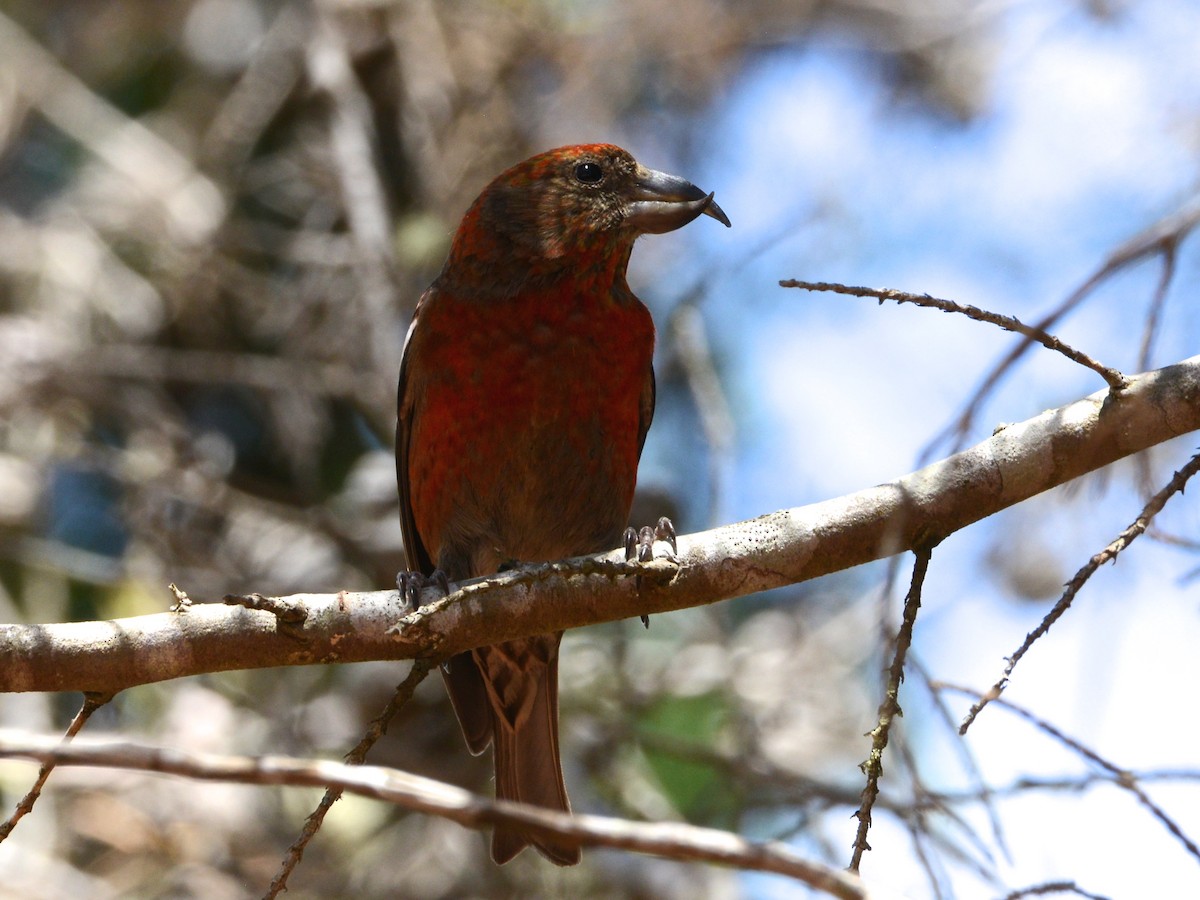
[396,286,494,754]
[636,364,655,460]
[396,288,436,577]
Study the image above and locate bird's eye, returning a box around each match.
[573,162,604,184]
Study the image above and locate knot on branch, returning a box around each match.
[224,593,310,641]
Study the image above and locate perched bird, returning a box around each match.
[396,144,729,865]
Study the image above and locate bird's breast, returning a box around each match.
[405,284,655,576]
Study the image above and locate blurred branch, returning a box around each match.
[1135,241,1177,373]
[1000,881,1110,900]
[4,354,1200,694]
[69,343,388,407]
[305,11,402,372]
[925,769,1200,805]
[0,10,225,245]
[908,654,1009,862]
[0,730,869,899]
[668,303,736,526]
[937,684,1200,869]
[199,5,308,174]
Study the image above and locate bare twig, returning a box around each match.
[922,192,1200,457]
[923,769,1200,805]
[909,653,1009,862]
[0,731,869,899]
[1001,881,1111,900]
[960,449,1200,731]
[851,545,933,871]
[0,692,114,842]
[1133,246,1180,497]
[891,734,955,898]
[224,591,309,624]
[779,280,1126,391]
[267,658,435,899]
[1136,243,1178,374]
[939,685,1200,868]
[668,303,736,526]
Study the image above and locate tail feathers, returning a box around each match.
[441,651,492,754]
[490,659,580,866]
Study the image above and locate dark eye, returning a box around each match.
[573,162,604,184]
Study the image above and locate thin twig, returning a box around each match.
[0,692,114,842]
[1133,246,1180,497]
[892,735,953,898]
[960,449,1200,732]
[779,281,1126,391]
[920,192,1200,459]
[921,769,1200,805]
[668,303,736,527]
[939,684,1200,869]
[1001,881,1111,900]
[909,653,1009,863]
[850,545,934,871]
[1136,243,1178,375]
[266,658,435,899]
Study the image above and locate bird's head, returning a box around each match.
[445,144,730,283]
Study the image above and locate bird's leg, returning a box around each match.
[396,569,451,613]
[623,516,678,627]
[396,570,456,677]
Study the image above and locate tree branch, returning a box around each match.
[851,546,933,870]
[0,731,869,899]
[780,280,1126,390]
[4,355,1200,695]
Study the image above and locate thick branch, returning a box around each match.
[0,731,868,899]
[4,355,1200,694]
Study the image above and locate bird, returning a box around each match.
[395,143,729,865]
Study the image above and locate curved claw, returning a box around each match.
[624,516,680,629]
[654,516,679,561]
[396,569,450,612]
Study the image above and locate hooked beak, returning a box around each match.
[624,166,732,234]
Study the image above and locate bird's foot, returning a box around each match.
[623,516,678,628]
[624,516,678,564]
[396,568,450,613]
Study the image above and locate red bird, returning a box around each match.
[396,144,729,865]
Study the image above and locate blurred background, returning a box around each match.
[1,0,1199,897]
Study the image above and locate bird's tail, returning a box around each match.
[490,652,581,866]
